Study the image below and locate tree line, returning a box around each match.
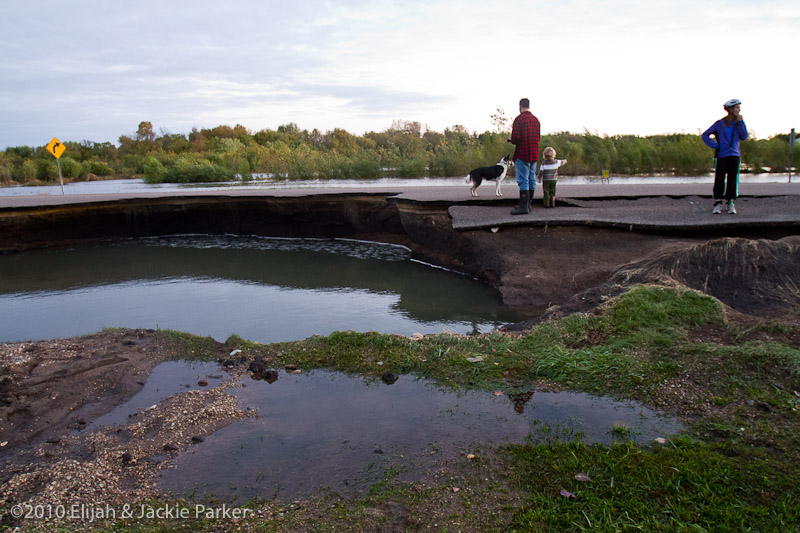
[0,120,794,185]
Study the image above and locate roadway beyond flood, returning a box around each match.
[2,180,800,232]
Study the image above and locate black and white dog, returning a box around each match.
[465,156,513,197]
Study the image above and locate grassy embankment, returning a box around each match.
[102,284,800,532]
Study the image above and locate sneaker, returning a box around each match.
[727,201,737,214]
[712,202,722,214]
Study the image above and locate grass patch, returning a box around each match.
[506,438,800,531]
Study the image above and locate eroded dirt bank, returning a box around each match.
[2,194,798,317]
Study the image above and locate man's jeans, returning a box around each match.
[515,159,538,191]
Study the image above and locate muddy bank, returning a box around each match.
[0,194,750,315]
[0,330,245,522]
[517,235,800,328]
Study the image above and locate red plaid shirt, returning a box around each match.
[509,111,541,162]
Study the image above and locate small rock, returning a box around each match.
[249,360,266,374]
[381,372,398,385]
[222,359,235,368]
[163,443,179,452]
[373,449,384,455]
[121,452,133,464]
[190,436,205,444]
[264,370,279,383]
[197,380,208,387]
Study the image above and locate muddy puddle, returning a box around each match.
[112,362,685,502]
[88,361,226,429]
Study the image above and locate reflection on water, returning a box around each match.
[0,236,522,343]
[158,368,682,501]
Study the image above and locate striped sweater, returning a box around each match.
[537,159,567,181]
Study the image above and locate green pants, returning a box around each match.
[542,180,557,205]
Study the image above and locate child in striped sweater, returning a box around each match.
[536,147,567,208]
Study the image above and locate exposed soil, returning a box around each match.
[504,235,800,330]
[0,330,248,524]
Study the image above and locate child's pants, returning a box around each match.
[542,180,557,206]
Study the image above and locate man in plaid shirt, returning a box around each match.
[508,98,541,215]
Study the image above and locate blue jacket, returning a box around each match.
[702,119,748,158]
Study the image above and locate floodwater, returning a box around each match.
[0,173,792,196]
[0,235,522,343]
[146,365,683,501]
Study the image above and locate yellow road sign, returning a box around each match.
[46,137,66,159]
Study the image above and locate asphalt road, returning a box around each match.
[2,181,799,232]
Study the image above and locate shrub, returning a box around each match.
[20,160,38,183]
[396,157,427,178]
[82,159,114,176]
[317,152,352,179]
[350,154,381,179]
[237,159,252,181]
[143,157,167,183]
[159,156,234,183]
[288,145,318,180]
[35,159,58,181]
[58,157,82,179]
[0,162,12,182]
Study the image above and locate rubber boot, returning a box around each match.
[510,190,530,215]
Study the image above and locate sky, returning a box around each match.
[1,0,798,150]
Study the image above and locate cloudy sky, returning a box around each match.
[1,0,797,149]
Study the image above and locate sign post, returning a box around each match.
[790,128,795,183]
[45,137,66,194]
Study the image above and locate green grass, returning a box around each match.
[506,438,800,531]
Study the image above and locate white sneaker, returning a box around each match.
[727,201,737,214]
[712,202,722,214]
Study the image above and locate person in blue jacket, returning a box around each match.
[702,99,748,214]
